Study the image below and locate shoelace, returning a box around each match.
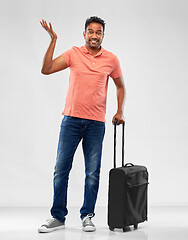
[85,218,92,225]
[83,214,94,226]
[46,218,56,226]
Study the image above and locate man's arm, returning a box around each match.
[112,75,126,125]
[40,19,67,75]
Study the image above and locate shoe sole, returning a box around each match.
[82,226,96,232]
[38,225,65,233]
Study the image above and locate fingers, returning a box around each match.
[40,19,46,29]
[40,19,57,40]
[40,19,50,31]
[49,22,52,30]
[113,119,123,125]
[112,116,115,125]
[117,119,125,125]
[112,116,125,125]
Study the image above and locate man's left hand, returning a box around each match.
[112,112,125,125]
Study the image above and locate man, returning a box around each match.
[38,16,125,233]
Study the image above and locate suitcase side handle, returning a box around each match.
[125,163,134,167]
[114,118,125,168]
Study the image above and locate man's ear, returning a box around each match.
[83,31,86,39]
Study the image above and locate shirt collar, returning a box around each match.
[82,45,105,56]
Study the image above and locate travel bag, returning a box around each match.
[107,119,149,231]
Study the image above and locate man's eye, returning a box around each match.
[87,31,102,36]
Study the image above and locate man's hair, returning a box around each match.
[85,16,106,32]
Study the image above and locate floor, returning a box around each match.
[0,206,188,240]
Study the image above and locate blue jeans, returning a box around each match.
[50,116,105,222]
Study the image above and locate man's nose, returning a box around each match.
[92,32,98,38]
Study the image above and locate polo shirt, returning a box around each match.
[61,45,122,122]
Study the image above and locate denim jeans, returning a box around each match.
[50,116,105,222]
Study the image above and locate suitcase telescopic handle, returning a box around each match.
[114,118,125,168]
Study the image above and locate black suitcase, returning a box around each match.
[107,119,149,231]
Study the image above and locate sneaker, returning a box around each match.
[38,217,65,233]
[82,213,96,232]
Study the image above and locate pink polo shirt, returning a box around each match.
[61,45,122,122]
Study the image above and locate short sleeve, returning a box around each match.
[60,48,73,67]
[109,55,122,79]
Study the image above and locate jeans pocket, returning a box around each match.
[62,115,72,122]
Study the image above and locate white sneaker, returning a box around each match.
[82,214,96,232]
[38,218,65,233]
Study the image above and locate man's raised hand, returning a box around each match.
[40,19,57,40]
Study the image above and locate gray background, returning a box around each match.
[0,0,187,207]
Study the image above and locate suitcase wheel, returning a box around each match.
[134,224,138,230]
[109,226,114,231]
[123,226,131,232]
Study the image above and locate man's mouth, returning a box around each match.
[90,40,98,44]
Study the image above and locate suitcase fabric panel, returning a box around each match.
[126,175,148,225]
[108,169,126,227]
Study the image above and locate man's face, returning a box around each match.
[83,22,104,49]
